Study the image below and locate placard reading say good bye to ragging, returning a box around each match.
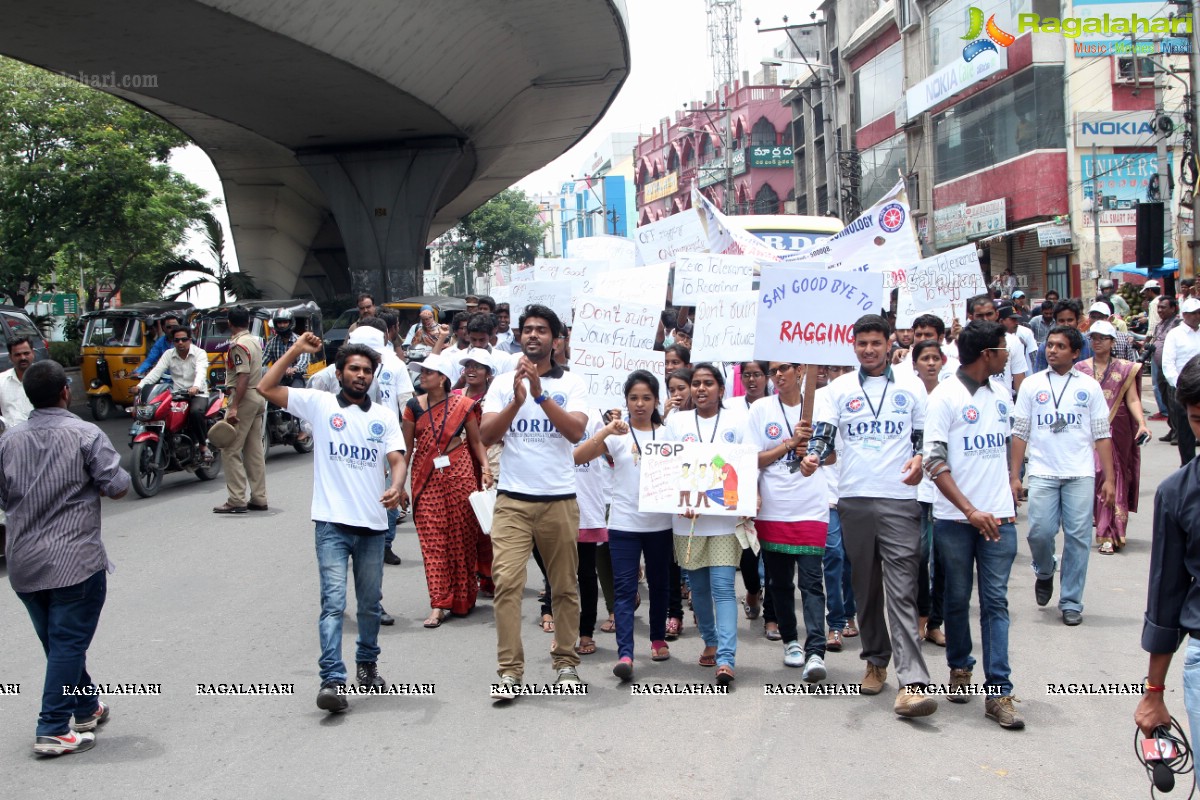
[754,266,884,367]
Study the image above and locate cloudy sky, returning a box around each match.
[169,0,816,303]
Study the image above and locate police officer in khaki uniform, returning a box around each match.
[213,306,268,514]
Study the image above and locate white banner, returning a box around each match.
[674,253,758,301]
[638,442,758,517]
[691,291,758,362]
[566,235,637,268]
[571,296,660,352]
[492,280,573,325]
[906,244,986,312]
[510,267,535,283]
[781,180,921,276]
[570,343,665,410]
[691,189,786,261]
[754,266,884,367]
[895,283,956,330]
[633,213,708,266]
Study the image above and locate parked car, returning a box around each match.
[0,305,50,374]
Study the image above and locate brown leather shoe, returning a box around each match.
[861,663,888,695]
[985,695,1025,729]
[212,503,247,514]
[894,685,937,717]
[925,626,946,647]
[826,629,843,652]
[247,503,269,512]
[948,668,973,704]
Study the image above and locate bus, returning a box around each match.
[736,214,845,253]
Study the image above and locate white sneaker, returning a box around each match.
[783,641,805,668]
[802,654,827,683]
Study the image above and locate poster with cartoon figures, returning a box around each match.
[637,442,758,517]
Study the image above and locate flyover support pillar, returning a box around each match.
[298,140,463,301]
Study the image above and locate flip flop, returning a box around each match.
[651,642,671,661]
[423,609,448,629]
[1098,542,1115,555]
[698,648,717,667]
[540,614,555,633]
[600,616,616,633]
[575,637,597,655]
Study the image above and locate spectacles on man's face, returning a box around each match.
[174,337,190,343]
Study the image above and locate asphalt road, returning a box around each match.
[0,397,1190,799]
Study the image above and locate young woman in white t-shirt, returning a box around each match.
[735,360,774,632]
[664,363,747,686]
[574,370,673,681]
[911,340,946,647]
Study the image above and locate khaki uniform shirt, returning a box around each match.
[225,331,263,390]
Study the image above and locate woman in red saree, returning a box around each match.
[452,348,496,596]
[1076,323,1150,553]
[400,354,492,627]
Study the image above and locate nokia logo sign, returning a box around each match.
[1075,112,1170,146]
[1081,121,1155,136]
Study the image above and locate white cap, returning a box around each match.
[347,326,388,357]
[458,347,495,373]
[1087,320,1117,339]
[408,353,457,381]
[1088,301,1112,317]
[1143,279,1161,290]
[1182,297,1200,313]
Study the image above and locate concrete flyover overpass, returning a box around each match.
[0,0,630,301]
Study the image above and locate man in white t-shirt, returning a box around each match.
[748,362,828,681]
[480,304,589,699]
[257,332,408,713]
[968,295,1027,396]
[802,314,937,718]
[998,304,1037,366]
[923,320,1024,729]
[1011,325,1114,627]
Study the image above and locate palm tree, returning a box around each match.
[159,211,263,303]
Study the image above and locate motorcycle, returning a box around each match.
[263,374,315,456]
[128,382,224,498]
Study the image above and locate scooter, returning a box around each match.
[262,373,315,457]
[128,382,224,498]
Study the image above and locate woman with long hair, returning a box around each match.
[665,362,747,685]
[453,347,496,596]
[400,353,492,627]
[574,371,673,679]
[1075,322,1150,553]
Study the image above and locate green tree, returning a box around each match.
[157,211,263,303]
[0,57,209,309]
[438,188,547,291]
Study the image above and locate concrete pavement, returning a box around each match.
[0,397,1190,799]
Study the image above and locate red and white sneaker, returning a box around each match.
[34,730,96,756]
[73,700,110,732]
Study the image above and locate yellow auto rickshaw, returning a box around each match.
[194,300,325,391]
[79,301,195,420]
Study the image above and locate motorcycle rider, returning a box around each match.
[134,324,212,462]
[133,313,183,377]
[263,309,310,386]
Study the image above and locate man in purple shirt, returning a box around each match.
[0,360,130,756]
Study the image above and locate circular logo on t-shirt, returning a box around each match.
[551,392,567,406]
[997,401,1009,417]
[765,422,783,440]
[879,202,906,233]
[682,433,699,443]
[1035,391,1051,405]
[723,430,737,443]
[846,396,865,413]
[962,405,980,424]
[892,391,910,410]
[1075,389,1089,404]
[330,414,347,431]
[380,370,393,384]
[369,421,385,437]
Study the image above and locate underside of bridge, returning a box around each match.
[0,0,630,301]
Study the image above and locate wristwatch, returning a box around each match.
[534,391,550,405]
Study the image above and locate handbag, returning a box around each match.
[469,489,497,535]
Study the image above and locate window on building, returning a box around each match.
[1116,56,1157,83]
[668,148,680,173]
[701,134,715,161]
[853,43,903,128]
[817,185,829,215]
[859,134,907,209]
[754,183,781,214]
[933,66,1065,184]
[1046,254,1069,299]
[751,117,777,147]
[829,47,840,82]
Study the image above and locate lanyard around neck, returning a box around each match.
[695,409,721,443]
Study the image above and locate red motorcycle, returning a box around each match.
[128,382,224,497]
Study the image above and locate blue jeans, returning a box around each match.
[315,521,384,684]
[609,529,673,661]
[686,565,738,668]
[1026,475,1094,613]
[17,569,107,736]
[1184,638,1200,747]
[1152,361,1168,416]
[823,509,856,629]
[936,520,1017,696]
